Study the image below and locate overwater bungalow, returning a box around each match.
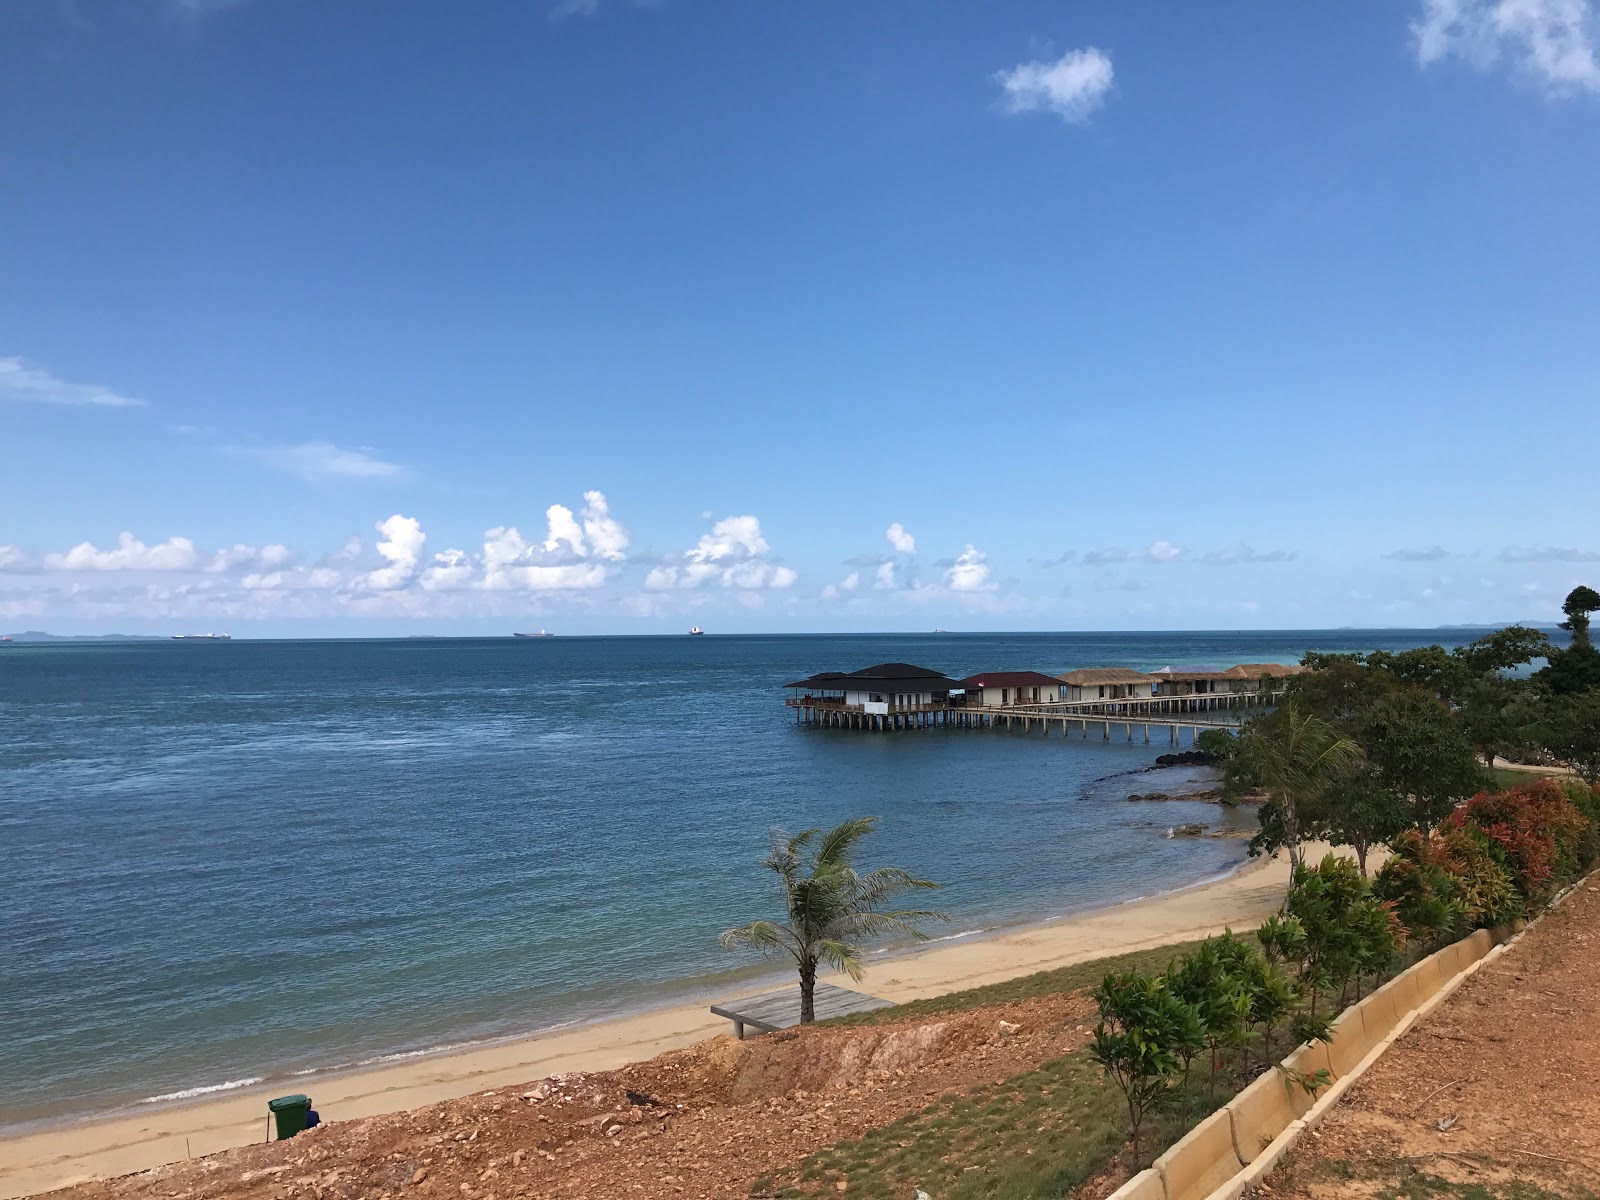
[784,662,961,717]
[1149,666,1235,696]
[957,671,1062,708]
[1057,667,1157,702]
[1223,662,1305,690]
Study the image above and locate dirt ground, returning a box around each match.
[45,990,1099,1200]
[1259,880,1600,1199]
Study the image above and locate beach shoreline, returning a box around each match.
[0,837,1304,1200]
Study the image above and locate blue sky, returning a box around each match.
[2,0,1598,635]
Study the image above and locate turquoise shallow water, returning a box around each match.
[0,629,1473,1126]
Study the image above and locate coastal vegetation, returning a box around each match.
[1225,585,1600,880]
[1083,768,1599,1173]
[720,816,947,1023]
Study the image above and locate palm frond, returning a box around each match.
[814,816,879,869]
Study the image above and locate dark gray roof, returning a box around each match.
[785,662,960,690]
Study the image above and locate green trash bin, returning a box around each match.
[268,1094,311,1140]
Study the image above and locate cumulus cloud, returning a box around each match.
[0,546,26,570]
[874,562,898,590]
[241,441,406,482]
[420,548,474,591]
[363,515,425,591]
[687,515,769,564]
[46,532,199,571]
[945,545,995,593]
[646,514,794,591]
[1383,546,1451,562]
[0,356,142,408]
[994,46,1115,124]
[208,543,292,572]
[1499,544,1600,562]
[581,491,629,561]
[1412,0,1600,94]
[886,523,917,554]
[821,572,861,601]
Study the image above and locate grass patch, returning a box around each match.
[756,1049,1236,1199]
[817,937,1217,1029]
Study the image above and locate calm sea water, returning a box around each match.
[0,630,1475,1127]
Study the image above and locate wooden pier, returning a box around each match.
[785,689,1282,744]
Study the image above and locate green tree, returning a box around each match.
[1453,625,1553,677]
[720,817,946,1023]
[1560,585,1600,648]
[1542,690,1600,783]
[1232,703,1363,870]
[1091,972,1196,1160]
[1358,688,1486,832]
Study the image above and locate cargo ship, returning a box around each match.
[172,633,231,641]
[512,630,553,639]
[689,627,704,636]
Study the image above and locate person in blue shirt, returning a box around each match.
[304,1102,321,1130]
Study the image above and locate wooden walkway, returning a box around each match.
[710,983,893,1038]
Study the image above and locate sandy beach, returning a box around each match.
[0,840,1314,1200]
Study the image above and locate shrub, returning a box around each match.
[1372,830,1466,947]
[1445,780,1587,908]
[1091,972,1199,1158]
[1272,854,1400,1009]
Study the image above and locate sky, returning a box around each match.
[2,0,1598,636]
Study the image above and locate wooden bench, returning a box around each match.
[710,983,893,1038]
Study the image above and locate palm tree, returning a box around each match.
[720,817,947,1023]
[1234,702,1363,871]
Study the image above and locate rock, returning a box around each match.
[996,1020,1021,1038]
[1170,823,1206,838]
[522,1083,554,1102]
[1155,750,1221,767]
[510,1151,524,1168]
[411,1169,428,1185]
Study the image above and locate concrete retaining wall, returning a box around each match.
[1104,903,1561,1200]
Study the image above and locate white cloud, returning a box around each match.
[0,356,142,408]
[542,504,587,558]
[1412,0,1600,94]
[0,546,25,570]
[243,441,406,482]
[46,532,199,571]
[650,514,793,590]
[994,46,1115,124]
[945,544,995,593]
[581,491,629,561]
[841,571,860,591]
[420,548,474,591]
[688,515,768,563]
[886,523,917,554]
[208,543,292,572]
[478,491,630,591]
[363,515,425,591]
[874,562,897,590]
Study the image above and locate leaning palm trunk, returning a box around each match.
[721,817,948,1024]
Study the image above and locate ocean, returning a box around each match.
[0,629,1476,1128]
